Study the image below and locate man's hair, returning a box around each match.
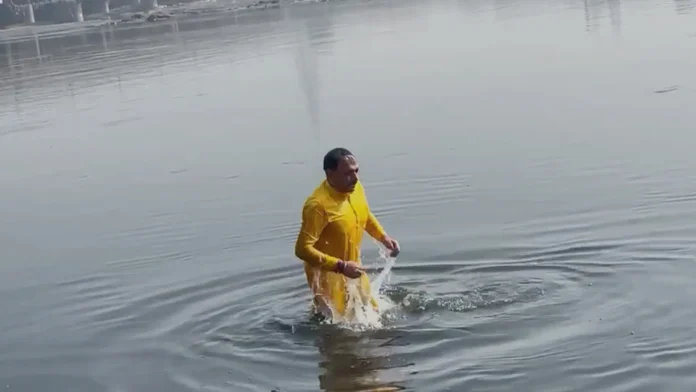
[323,147,353,171]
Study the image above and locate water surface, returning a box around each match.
[2,0,696,391]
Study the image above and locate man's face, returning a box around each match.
[327,155,359,193]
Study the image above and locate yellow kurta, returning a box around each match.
[294,179,387,317]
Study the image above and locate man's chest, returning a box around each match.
[324,197,368,233]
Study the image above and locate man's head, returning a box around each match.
[323,147,359,193]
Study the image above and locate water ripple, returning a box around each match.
[3,0,696,391]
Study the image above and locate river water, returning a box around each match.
[2,0,696,390]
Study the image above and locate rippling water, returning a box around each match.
[2,0,696,390]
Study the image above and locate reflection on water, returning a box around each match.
[3,0,696,391]
[2,0,694,85]
[582,0,621,33]
[673,0,695,13]
[316,327,408,392]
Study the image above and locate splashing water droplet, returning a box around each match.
[316,245,398,331]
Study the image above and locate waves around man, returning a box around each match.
[294,147,400,321]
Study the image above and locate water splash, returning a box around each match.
[317,246,398,331]
[370,248,396,295]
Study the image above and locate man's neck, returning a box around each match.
[324,179,351,199]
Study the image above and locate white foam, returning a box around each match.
[318,246,397,331]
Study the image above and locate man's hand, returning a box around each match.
[381,235,400,257]
[336,260,365,279]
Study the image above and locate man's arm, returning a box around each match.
[361,185,400,256]
[367,209,400,256]
[357,181,388,241]
[294,199,341,272]
[366,210,387,242]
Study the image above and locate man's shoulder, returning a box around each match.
[303,182,328,209]
[355,180,369,198]
[355,180,366,192]
[303,195,323,209]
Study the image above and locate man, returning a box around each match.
[294,147,400,319]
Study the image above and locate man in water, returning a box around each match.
[294,147,400,319]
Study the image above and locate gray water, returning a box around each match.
[2,0,696,390]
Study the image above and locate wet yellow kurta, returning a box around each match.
[294,179,387,317]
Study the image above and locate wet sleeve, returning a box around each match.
[294,199,341,271]
[360,183,387,241]
[366,210,387,242]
